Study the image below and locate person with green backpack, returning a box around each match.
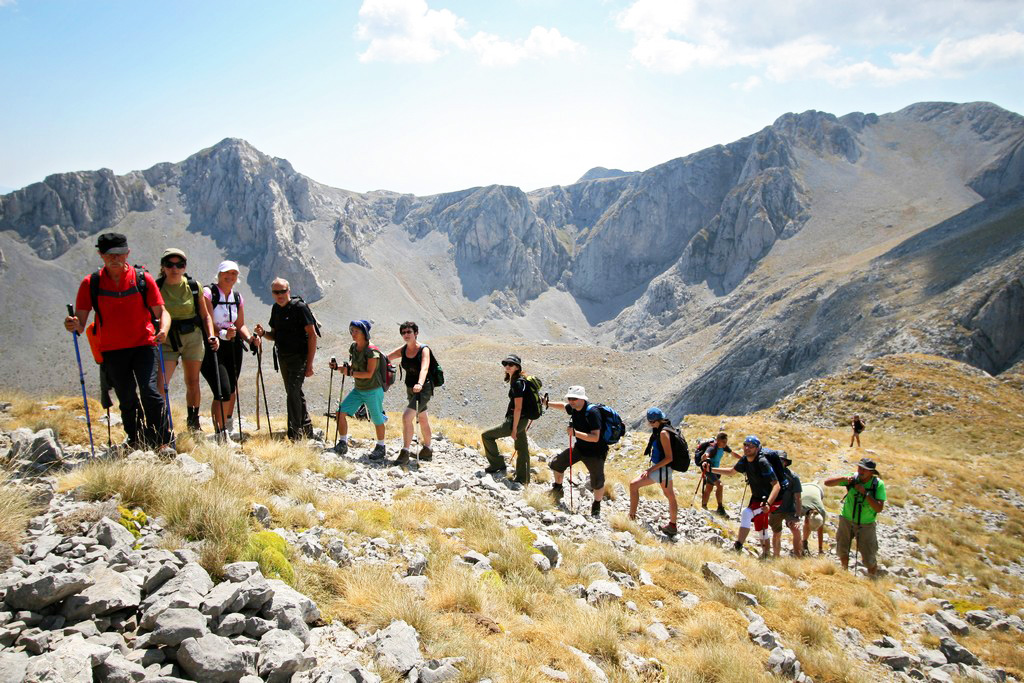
[329,320,388,460]
[480,353,541,485]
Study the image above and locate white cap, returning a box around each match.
[565,385,588,401]
[217,260,240,273]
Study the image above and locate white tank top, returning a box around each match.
[203,285,243,332]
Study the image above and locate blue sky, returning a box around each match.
[2,0,1022,196]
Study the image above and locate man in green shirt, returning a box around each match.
[825,458,887,576]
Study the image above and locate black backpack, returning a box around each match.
[89,266,152,328]
[587,404,626,445]
[288,297,322,337]
[208,283,242,316]
[695,438,716,464]
[645,425,690,472]
[760,448,790,491]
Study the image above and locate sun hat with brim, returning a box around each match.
[565,386,588,401]
[780,452,792,465]
[501,354,522,367]
[217,260,240,273]
[857,458,877,471]
[96,232,129,254]
[161,248,186,263]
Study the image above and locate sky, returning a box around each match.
[2,0,1023,196]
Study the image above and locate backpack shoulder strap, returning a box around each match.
[208,283,220,308]
[185,277,201,318]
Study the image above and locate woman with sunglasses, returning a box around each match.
[155,248,217,432]
[481,353,532,484]
[387,321,433,466]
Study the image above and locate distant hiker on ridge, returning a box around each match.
[850,414,866,448]
[330,320,388,461]
[201,261,258,440]
[826,457,887,576]
[481,354,540,485]
[545,386,608,518]
[64,232,174,456]
[253,278,318,441]
[387,321,437,466]
[155,248,217,433]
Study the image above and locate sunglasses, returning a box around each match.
[163,261,186,269]
[502,362,517,367]
[400,329,414,335]
[272,289,289,295]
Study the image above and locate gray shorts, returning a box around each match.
[651,466,673,486]
[406,384,432,413]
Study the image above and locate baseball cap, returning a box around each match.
[96,232,129,254]
[217,260,240,273]
[646,407,666,422]
[161,248,186,263]
[565,386,588,401]
[743,435,761,448]
[501,353,522,367]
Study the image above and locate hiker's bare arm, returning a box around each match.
[546,400,567,411]
[200,294,216,339]
[852,480,884,513]
[824,476,851,487]
[64,309,89,334]
[151,305,170,344]
[305,324,317,377]
[572,427,600,443]
[235,306,258,346]
[765,480,781,507]
[387,346,404,361]
[416,347,430,387]
[794,492,803,518]
[347,355,377,379]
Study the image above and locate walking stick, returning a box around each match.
[212,344,228,444]
[157,344,174,436]
[257,346,272,438]
[334,372,346,449]
[255,348,261,432]
[106,407,112,449]
[737,480,748,520]
[690,469,705,508]
[228,340,244,442]
[67,305,96,458]
[325,358,335,435]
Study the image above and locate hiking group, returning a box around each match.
[65,232,886,571]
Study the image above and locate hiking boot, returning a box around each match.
[732,541,744,553]
[716,505,728,517]
[369,444,386,461]
[333,440,349,455]
[394,448,411,467]
[186,407,202,433]
[418,445,433,461]
[660,522,678,536]
[550,484,564,502]
[484,465,507,475]
[591,501,601,518]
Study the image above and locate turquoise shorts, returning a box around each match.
[339,387,386,426]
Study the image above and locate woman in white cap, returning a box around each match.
[156,248,217,432]
[201,260,260,439]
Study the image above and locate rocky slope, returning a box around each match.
[1,102,1023,418]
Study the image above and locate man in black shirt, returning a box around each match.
[768,453,803,557]
[546,386,607,517]
[253,278,317,440]
[707,435,781,557]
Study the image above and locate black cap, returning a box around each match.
[96,232,129,254]
[501,353,522,368]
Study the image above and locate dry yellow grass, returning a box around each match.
[0,469,38,568]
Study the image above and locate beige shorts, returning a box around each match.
[162,328,205,364]
[836,516,879,567]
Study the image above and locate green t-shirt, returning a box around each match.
[841,476,886,524]
[349,343,381,391]
[160,280,197,321]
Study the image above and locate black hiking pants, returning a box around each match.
[103,345,171,448]
[278,350,313,440]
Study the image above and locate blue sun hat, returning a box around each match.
[349,319,371,339]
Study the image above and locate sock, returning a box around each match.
[339,435,348,443]
[376,440,385,447]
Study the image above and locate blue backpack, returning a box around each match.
[588,404,626,445]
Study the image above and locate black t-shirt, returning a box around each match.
[268,299,316,355]
[505,377,527,417]
[401,345,430,388]
[777,469,803,514]
[566,403,607,458]
[734,455,778,504]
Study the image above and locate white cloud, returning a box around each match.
[356,0,579,66]
[0,0,17,7]
[616,0,1024,85]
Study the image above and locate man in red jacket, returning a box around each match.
[64,233,174,455]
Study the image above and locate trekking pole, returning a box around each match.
[106,407,112,449]
[212,345,228,444]
[690,470,705,508]
[334,371,346,449]
[67,305,96,458]
[737,481,748,520]
[568,427,574,512]
[325,358,335,434]
[156,344,174,437]
[255,347,261,433]
[257,347,272,438]
[231,341,244,443]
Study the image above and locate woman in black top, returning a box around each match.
[480,353,532,484]
[850,414,865,448]
[387,321,433,466]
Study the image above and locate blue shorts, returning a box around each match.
[339,387,386,426]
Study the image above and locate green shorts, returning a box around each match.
[162,327,205,364]
[339,387,386,426]
[836,516,879,567]
[406,384,432,413]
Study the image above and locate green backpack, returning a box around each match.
[522,375,544,420]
